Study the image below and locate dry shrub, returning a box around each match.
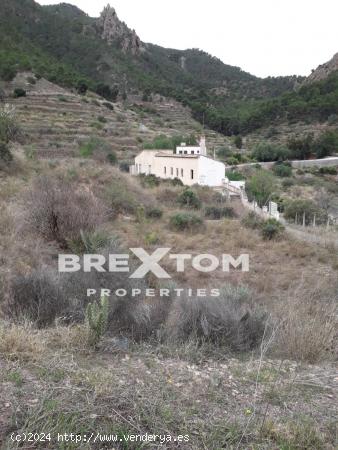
[2,237,172,338]
[4,268,69,328]
[274,284,337,363]
[166,285,267,351]
[193,185,223,204]
[24,176,106,248]
[155,186,183,206]
[107,175,157,216]
[0,321,44,361]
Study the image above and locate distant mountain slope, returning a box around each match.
[0,0,304,136]
[6,71,231,159]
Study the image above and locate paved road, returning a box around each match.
[227,156,338,172]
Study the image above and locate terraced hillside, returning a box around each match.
[7,73,232,161]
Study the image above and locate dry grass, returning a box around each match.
[43,324,89,352]
[0,321,44,361]
[273,282,337,363]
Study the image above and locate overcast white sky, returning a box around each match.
[36,0,338,78]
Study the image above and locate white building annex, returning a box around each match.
[130,136,227,187]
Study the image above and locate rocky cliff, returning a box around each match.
[97,4,145,56]
[306,52,338,83]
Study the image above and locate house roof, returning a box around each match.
[155,152,199,158]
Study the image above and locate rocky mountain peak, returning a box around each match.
[306,52,338,83]
[98,4,145,56]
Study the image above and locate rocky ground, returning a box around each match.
[0,324,337,450]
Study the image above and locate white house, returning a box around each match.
[130,136,227,187]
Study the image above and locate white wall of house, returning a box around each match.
[132,152,226,187]
[155,155,200,186]
[134,150,173,175]
[197,156,226,186]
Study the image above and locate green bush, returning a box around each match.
[144,231,160,245]
[287,134,314,159]
[226,156,239,166]
[246,170,275,207]
[106,152,117,165]
[119,161,131,173]
[96,84,119,102]
[204,206,235,219]
[284,199,328,225]
[261,218,284,240]
[79,136,112,158]
[241,212,264,230]
[281,178,295,188]
[90,121,104,130]
[169,212,204,232]
[272,162,292,177]
[216,147,232,159]
[76,81,88,95]
[252,142,291,162]
[108,184,137,215]
[177,189,201,209]
[69,230,114,254]
[103,102,114,111]
[97,115,107,123]
[146,207,163,219]
[234,135,243,149]
[227,170,245,181]
[26,76,36,85]
[0,141,12,163]
[139,174,160,188]
[318,166,337,175]
[0,65,17,81]
[169,177,184,187]
[13,88,26,98]
[314,130,338,158]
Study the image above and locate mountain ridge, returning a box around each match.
[1,0,336,137]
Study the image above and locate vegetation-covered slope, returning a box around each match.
[0,0,304,136]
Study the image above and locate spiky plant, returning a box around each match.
[85,296,109,347]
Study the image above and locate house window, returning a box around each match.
[171,167,173,176]
[191,150,194,155]
[179,151,183,154]
[184,150,188,154]
[181,169,184,177]
[164,166,166,175]
[176,168,179,177]
[191,170,194,180]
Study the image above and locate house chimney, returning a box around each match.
[199,135,207,156]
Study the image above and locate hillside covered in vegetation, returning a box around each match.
[0,0,306,137]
